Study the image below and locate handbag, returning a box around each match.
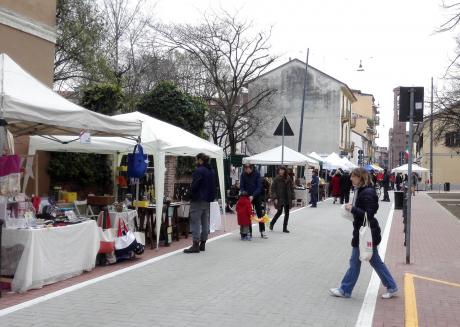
[97,210,115,254]
[114,219,138,257]
[0,155,21,196]
[127,144,147,178]
[359,212,374,261]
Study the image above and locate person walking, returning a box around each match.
[240,164,268,239]
[395,173,402,191]
[184,153,216,254]
[329,167,398,299]
[331,171,342,204]
[382,168,390,202]
[310,170,319,208]
[340,170,352,204]
[236,192,253,241]
[389,173,396,190]
[269,166,295,233]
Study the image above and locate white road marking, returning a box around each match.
[355,203,395,327]
[0,232,233,317]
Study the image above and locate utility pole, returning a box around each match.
[406,88,415,264]
[298,48,309,153]
[430,77,434,190]
[282,116,285,165]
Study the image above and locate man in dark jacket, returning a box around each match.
[240,164,267,239]
[184,153,216,254]
[310,170,319,208]
[340,170,352,204]
[382,168,390,202]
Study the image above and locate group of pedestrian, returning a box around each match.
[183,154,398,300]
[329,169,353,204]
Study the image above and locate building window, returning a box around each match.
[445,132,460,147]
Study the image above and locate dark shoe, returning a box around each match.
[283,229,290,233]
[184,241,200,253]
[269,223,274,231]
[199,241,206,252]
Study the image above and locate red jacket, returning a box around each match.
[331,175,341,197]
[236,195,253,226]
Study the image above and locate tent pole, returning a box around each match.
[35,153,39,196]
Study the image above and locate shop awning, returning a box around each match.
[0,53,141,138]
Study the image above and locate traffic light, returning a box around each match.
[358,149,364,166]
[399,151,405,166]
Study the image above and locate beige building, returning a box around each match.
[415,118,460,189]
[0,1,57,195]
[351,90,379,163]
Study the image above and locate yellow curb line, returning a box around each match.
[405,273,418,327]
[405,273,460,327]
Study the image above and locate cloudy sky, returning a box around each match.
[154,0,458,147]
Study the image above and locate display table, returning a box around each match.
[1,220,99,293]
[108,210,138,232]
[294,189,309,206]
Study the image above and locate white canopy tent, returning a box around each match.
[323,152,347,170]
[308,152,324,163]
[27,112,226,249]
[242,146,320,167]
[340,157,358,170]
[0,53,141,137]
[392,164,429,173]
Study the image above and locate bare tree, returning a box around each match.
[155,10,277,155]
[101,0,151,87]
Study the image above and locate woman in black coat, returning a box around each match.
[269,166,295,233]
[329,167,398,299]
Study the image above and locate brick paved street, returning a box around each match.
[373,192,460,327]
[0,199,392,327]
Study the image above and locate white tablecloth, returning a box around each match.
[210,201,222,232]
[108,210,138,232]
[1,220,99,293]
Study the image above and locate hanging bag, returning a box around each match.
[127,144,147,178]
[359,212,374,261]
[97,210,115,254]
[0,154,21,196]
[114,219,142,258]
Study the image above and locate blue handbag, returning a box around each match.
[127,144,147,178]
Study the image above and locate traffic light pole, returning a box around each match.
[406,88,415,264]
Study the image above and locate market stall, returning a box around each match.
[0,54,142,293]
[26,112,227,249]
[243,146,320,206]
[323,152,347,170]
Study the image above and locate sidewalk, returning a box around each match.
[0,200,392,327]
[372,192,460,327]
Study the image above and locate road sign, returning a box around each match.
[273,117,294,136]
[399,87,424,122]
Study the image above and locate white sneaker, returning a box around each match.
[381,290,398,299]
[329,288,347,298]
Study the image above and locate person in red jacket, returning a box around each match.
[331,171,342,204]
[236,192,253,241]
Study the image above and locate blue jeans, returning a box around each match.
[340,247,397,297]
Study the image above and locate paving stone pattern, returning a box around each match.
[0,199,392,327]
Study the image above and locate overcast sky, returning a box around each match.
[154,0,458,147]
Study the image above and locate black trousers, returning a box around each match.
[383,186,390,201]
[340,190,350,204]
[311,193,318,207]
[270,204,290,230]
[249,195,265,235]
